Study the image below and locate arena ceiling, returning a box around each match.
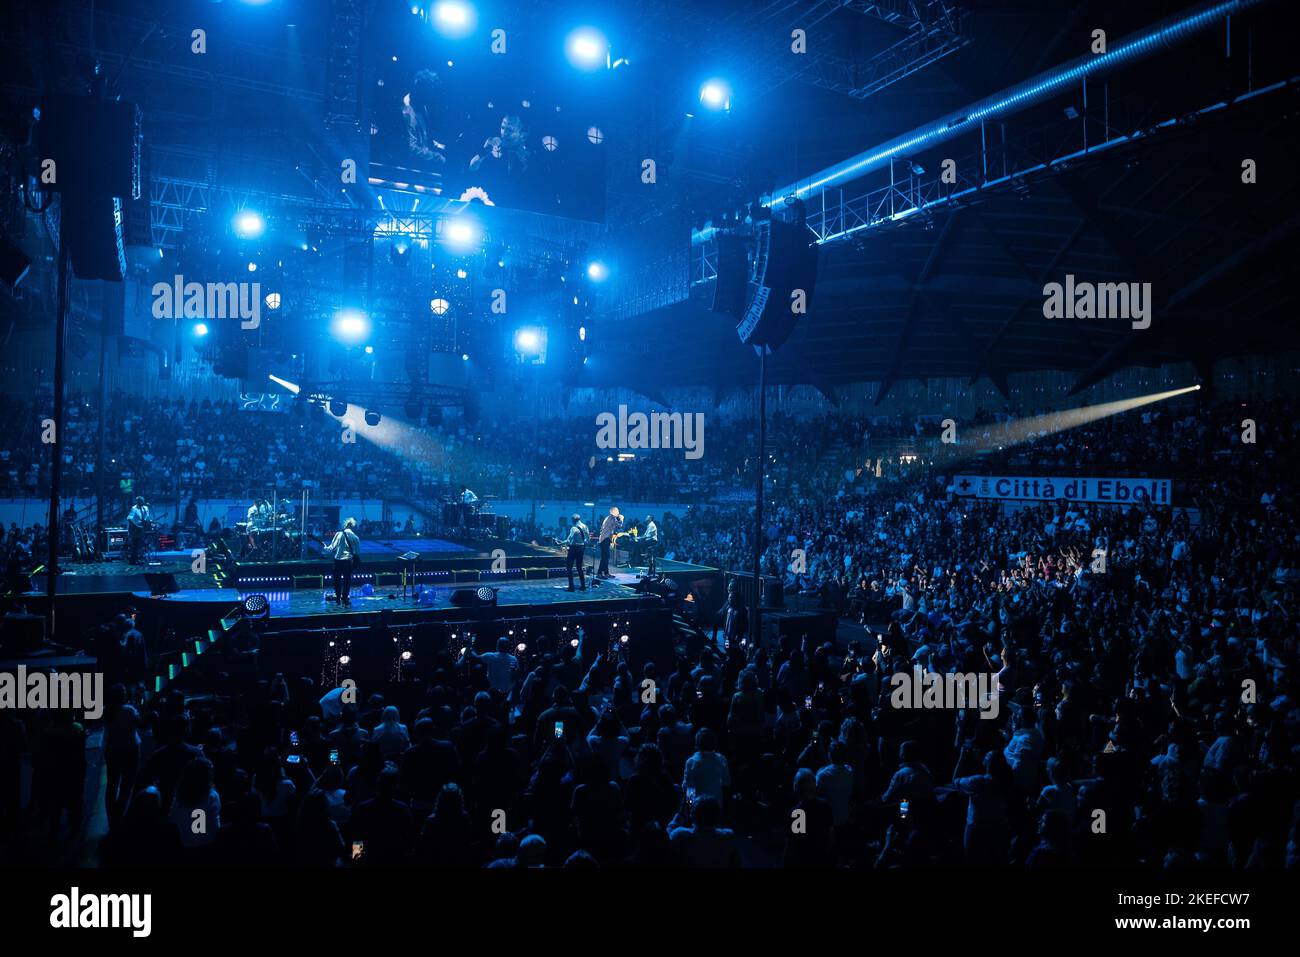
[0,0,1296,398]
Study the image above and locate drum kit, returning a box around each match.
[237,512,300,559]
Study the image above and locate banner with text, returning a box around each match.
[952,475,1172,506]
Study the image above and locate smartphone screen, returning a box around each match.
[286,754,301,765]
[553,721,564,738]
[329,749,340,765]
[289,731,300,747]
[351,841,364,861]
[900,800,909,819]
[804,695,813,709]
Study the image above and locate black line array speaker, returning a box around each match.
[38,94,141,283]
[711,233,749,319]
[735,217,819,352]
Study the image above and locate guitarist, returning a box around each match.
[325,517,362,607]
[126,496,151,565]
[596,506,622,579]
[562,513,589,591]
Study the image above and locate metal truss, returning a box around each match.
[751,0,967,100]
[639,0,966,103]
[804,77,1298,245]
[689,74,1298,282]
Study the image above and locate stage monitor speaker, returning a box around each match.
[449,586,497,608]
[735,217,819,352]
[711,234,749,319]
[765,609,837,647]
[634,576,677,599]
[144,573,179,596]
[726,571,784,610]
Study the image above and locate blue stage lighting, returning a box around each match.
[332,309,370,344]
[233,210,265,239]
[194,323,209,337]
[586,260,609,282]
[699,79,732,111]
[441,217,481,251]
[432,1,476,38]
[515,328,540,351]
[565,27,609,71]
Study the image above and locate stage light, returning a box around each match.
[432,1,476,37]
[431,298,450,315]
[515,328,540,351]
[461,353,470,361]
[699,79,732,111]
[579,326,586,341]
[365,410,382,427]
[233,210,265,239]
[952,386,1202,460]
[586,260,608,282]
[247,262,258,273]
[241,594,270,619]
[265,292,281,311]
[331,309,370,344]
[566,27,609,71]
[442,217,480,251]
[364,345,374,355]
[194,323,209,337]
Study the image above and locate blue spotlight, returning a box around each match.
[565,27,609,71]
[432,1,476,38]
[331,309,370,344]
[699,79,732,111]
[233,210,265,239]
[515,328,540,351]
[441,216,481,252]
[586,260,609,282]
[194,323,209,337]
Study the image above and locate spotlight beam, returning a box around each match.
[943,385,1201,464]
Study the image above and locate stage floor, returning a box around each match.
[138,569,653,620]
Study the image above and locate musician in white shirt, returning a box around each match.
[325,518,362,607]
[127,497,150,564]
[597,507,622,578]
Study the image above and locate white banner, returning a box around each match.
[952,475,1172,506]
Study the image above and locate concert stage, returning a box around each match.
[220,536,567,589]
[7,533,726,658]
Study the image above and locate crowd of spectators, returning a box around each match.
[2,391,1298,868]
